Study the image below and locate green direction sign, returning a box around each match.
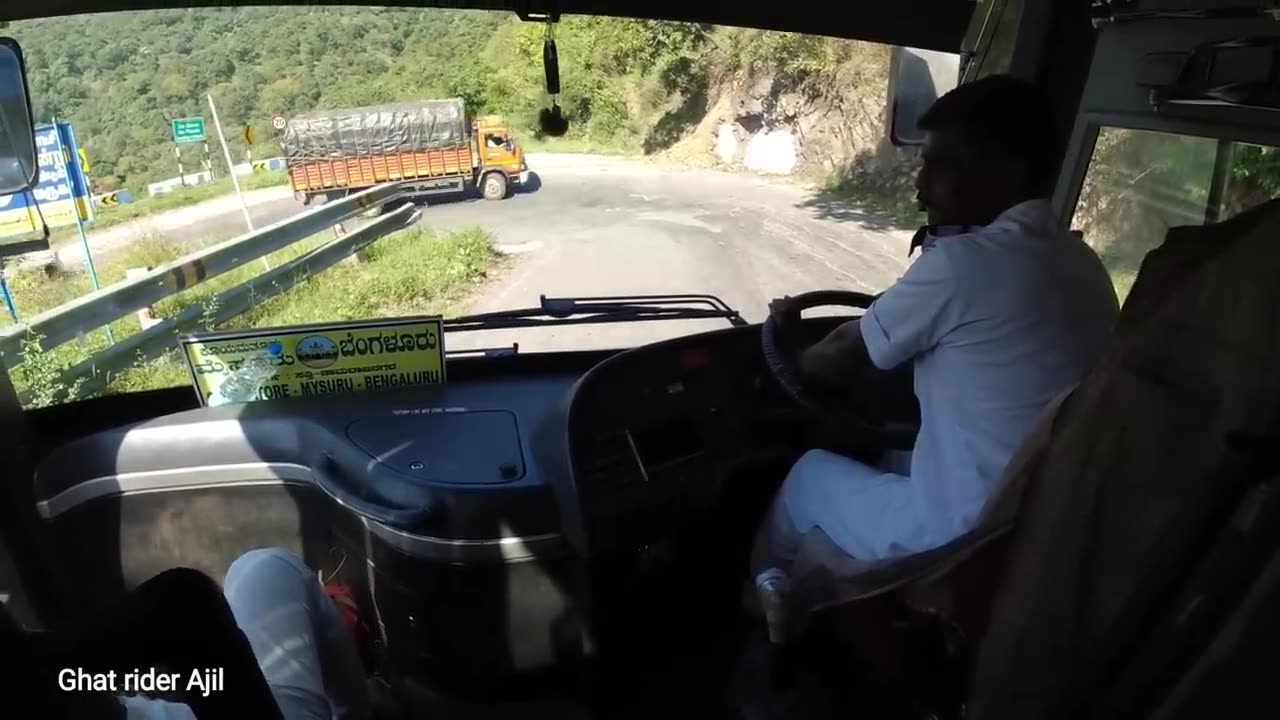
[172,117,207,144]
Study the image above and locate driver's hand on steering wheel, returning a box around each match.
[769,296,808,355]
[768,296,801,331]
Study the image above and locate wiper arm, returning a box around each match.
[445,293,747,331]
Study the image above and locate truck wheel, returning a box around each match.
[481,172,508,201]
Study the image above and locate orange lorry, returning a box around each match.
[282,99,528,206]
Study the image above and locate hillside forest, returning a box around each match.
[9,7,849,192]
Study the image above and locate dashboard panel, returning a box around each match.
[33,317,893,572]
[557,324,807,558]
[32,322,809,573]
[28,319,902,681]
[34,372,579,547]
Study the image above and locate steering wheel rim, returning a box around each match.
[761,290,917,445]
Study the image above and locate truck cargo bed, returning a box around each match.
[283,100,474,195]
[289,146,474,193]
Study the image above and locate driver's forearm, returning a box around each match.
[799,320,867,387]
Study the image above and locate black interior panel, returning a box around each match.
[557,316,916,559]
[346,410,526,484]
[2,1,974,54]
[366,537,589,685]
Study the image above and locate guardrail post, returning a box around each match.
[126,268,162,330]
[0,267,18,323]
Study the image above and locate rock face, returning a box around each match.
[679,43,921,201]
[743,130,798,174]
[714,123,737,164]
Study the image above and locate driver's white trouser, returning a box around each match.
[120,548,371,720]
[752,448,937,576]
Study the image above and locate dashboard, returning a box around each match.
[31,318,912,571]
[33,322,805,560]
[29,318,907,680]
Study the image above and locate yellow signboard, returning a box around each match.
[0,196,93,238]
[180,317,447,406]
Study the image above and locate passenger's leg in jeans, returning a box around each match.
[223,547,371,720]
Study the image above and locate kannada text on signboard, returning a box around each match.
[182,318,447,405]
[0,122,93,239]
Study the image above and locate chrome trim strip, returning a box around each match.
[365,519,564,563]
[37,462,315,519]
[38,461,565,563]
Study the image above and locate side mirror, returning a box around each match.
[886,47,961,147]
[0,38,38,194]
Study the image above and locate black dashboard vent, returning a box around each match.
[574,430,642,494]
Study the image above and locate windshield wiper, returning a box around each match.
[444,294,747,332]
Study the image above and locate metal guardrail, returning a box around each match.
[0,182,403,371]
[61,202,420,399]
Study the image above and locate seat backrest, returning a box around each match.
[1146,521,1280,720]
[967,198,1280,720]
[1092,454,1280,719]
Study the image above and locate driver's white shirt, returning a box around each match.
[774,199,1118,561]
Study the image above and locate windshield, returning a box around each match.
[1,6,928,408]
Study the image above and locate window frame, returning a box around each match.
[1056,111,1280,230]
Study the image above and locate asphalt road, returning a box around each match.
[432,155,913,352]
[424,155,916,353]
[49,154,915,353]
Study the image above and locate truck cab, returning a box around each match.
[473,116,529,200]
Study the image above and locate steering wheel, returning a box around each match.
[760,290,919,447]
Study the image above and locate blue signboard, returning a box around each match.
[0,122,94,239]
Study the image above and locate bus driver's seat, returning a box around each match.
[762,197,1280,720]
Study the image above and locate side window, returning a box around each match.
[1071,127,1280,302]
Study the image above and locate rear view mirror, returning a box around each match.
[0,38,38,194]
[887,47,961,147]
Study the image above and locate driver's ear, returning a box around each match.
[992,150,1031,200]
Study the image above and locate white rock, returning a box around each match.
[743,129,797,175]
[714,123,738,164]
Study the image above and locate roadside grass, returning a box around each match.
[519,134,638,157]
[7,224,502,403]
[6,229,325,405]
[3,233,233,331]
[6,235,194,406]
[48,170,289,245]
[224,226,501,329]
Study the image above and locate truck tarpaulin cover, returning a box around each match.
[282,100,467,162]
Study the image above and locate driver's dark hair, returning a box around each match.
[918,74,1059,197]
